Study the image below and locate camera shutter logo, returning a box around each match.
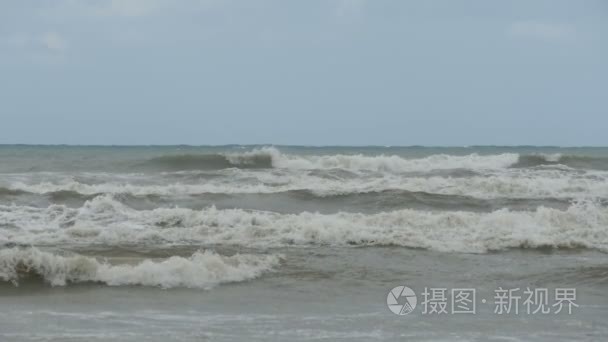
[387,286,417,315]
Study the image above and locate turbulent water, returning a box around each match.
[1,145,607,341]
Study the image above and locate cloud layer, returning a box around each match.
[507,21,574,42]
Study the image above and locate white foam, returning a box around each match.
[0,247,280,288]
[249,147,520,172]
[6,168,608,199]
[539,153,563,162]
[2,196,607,253]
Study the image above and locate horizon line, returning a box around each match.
[1,144,608,148]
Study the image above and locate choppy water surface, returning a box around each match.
[1,145,607,341]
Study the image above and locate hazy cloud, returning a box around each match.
[40,32,68,51]
[2,32,67,52]
[0,1,605,145]
[335,0,366,18]
[4,33,30,49]
[50,0,217,18]
[96,0,168,17]
[507,21,574,42]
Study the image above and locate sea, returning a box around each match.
[0,145,607,341]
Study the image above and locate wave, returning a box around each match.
[132,149,608,173]
[0,247,280,288]
[269,149,520,173]
[2,196,607,253]
[133,148,520,172]
[5,169,608,199]
[0,187,99,203]
[136,150,273,171]
[514,154,608,170]
[278,189,572,213]
[0,186,575,214]
[0,187,26,196]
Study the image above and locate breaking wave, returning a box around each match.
[137,151,273,171]
[134,148,520,172]
[2,196,607,253]
[514,154,608,170]
[0,247,280,288]
[5,169,608,199]
[269,149,520,172]
[133,149,608,173]
[0,186,574,214]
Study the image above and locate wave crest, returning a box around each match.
[271,149,520,172]
[514,154,608,170]
[0,247,280,288]
[133,147,520,172]
[138,150,274,171]
[135,149,608,172]
[2,196,607,253]
[6,169,608,199]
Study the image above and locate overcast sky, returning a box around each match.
[1,0,606,146]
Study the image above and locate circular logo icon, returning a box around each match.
[387,286,417,315]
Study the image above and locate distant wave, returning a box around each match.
[136,150,273,171]
[267,148,520,172]
[0,187,573,214]
[5,169,608,199]
[513,154,608,170]
[130,148,608,173]
[2,196,607,253]
[0,247,280,288]
[0,187,25,196]
[133,147,521,172]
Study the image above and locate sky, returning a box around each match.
[0,0,607,146]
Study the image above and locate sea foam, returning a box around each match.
[5,169,608,199]
[1,195,607,253]
[0,247,280,288]
[239,147,521,172]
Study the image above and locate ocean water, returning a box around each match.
[0,145,607,341]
